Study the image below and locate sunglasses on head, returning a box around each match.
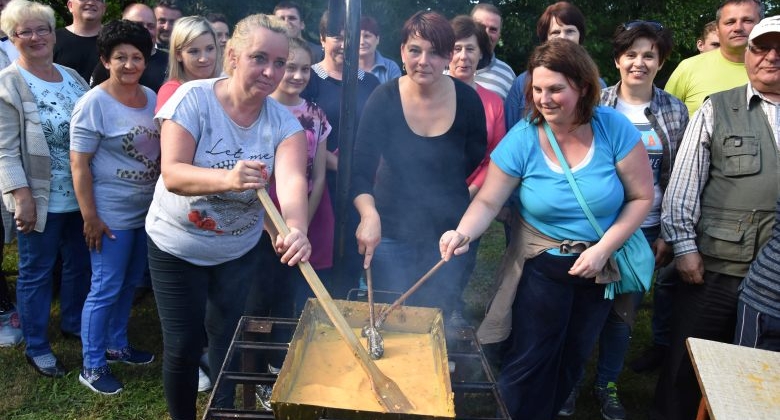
[622,20,664,31]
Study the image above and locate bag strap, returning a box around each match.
[543,122,605,238]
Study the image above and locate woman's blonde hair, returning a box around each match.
[0,0,55,39]
[223,14,287,76]
[167,16,222,82]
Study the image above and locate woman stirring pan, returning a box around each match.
[439,39,653,420]
[352,11,486,323]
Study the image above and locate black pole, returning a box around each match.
[326,0,343,36]
[333,0,361,286]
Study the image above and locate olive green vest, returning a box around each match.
[697,86,780,277]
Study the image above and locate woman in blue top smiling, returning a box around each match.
[439,38,653,420]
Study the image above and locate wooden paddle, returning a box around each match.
[257,188,414,413]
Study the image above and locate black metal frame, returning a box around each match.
[203,316,509,420]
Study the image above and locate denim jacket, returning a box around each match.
[368,50,401,84]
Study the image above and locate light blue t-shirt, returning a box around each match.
[17,62,88,212]
[146,77,303,266]
[615,99,662,228]
[492,106,641,243]
[70,85,160,230]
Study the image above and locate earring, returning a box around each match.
[402,62,406,73]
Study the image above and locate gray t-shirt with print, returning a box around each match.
[146,77,302,266]
[70,85,160,230]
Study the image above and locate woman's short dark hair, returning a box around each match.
[319,9,344,39]
[400,11,455,58]
[612,22,674,65]
[536,1,586,44]
[97,19,153,63]
[524,39,601,126]
[450,15,493,69]
[360,15,380,37]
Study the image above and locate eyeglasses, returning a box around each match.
[13,26,52,39]
[748,43,780,55]
[622,20,664,31]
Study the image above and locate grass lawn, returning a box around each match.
[0,222,659,419]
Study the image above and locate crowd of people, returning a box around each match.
[0,1,778,420]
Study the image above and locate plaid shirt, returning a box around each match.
[661,83,780,255]
[600,83,689,193]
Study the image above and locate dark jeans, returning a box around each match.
[148,237,264,420]
[245,232,326,317]
[498,252,612,420]
[651,270,741,420]
[326,171,362,300]
[650,263,679,347]
[734,298,780,351]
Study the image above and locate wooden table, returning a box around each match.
[686,337,780,420]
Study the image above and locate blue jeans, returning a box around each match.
[149,236,263,420]
[81,228,147,368]
[734,298,780,351]
[594,226,660,385]
[499,252,612,420]
[16,211,90,357]
[371,236,476,315]
[594,292,643,386]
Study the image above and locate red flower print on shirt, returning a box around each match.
[188,210,224,234]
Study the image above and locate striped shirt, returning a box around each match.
[741,196,780,316]
[474,54,515,100]
[661,83,780,255]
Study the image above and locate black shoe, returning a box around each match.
[629,344,668,373]
[25,353,66,378]
[557,386,578,416]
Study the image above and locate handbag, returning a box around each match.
[543,123,654,300]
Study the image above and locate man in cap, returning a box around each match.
[653,14,780,420]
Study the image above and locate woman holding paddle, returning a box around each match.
[146,13,309,420]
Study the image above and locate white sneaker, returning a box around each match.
[198,366,212,392]
[0,310,23,347]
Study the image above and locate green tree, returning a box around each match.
[38,0,777,85]
[500,0,777,86]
